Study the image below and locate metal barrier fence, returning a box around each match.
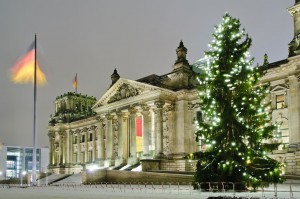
[0,181,299,199]
[194,182,299,199]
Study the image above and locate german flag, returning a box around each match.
[10,41,46,85]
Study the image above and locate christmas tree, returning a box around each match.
[193,13,284,189]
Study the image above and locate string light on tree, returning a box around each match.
[192,13,284,190]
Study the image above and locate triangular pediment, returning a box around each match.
[92,78,174,108]
[271,84,288,93]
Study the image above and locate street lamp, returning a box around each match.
[45,171,48,186]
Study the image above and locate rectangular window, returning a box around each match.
[276,94,285,109]
[81,134,85,143]
[73,136,77,144]
[6,160,16,169]
[6,170,16,178]
[197,111,202,122]
[89,133,93,141]
[27,161,32,170]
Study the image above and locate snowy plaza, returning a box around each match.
[0,180,299,199]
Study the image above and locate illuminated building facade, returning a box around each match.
[0,144,49,180]
[48,41,200,174]
[48,1,300,176]
[263,1,300,176]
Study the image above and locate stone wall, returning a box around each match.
[160,159,196,172]
[269,150,300,175]
[285,153,300,175]
[83,170,193,184]
[140,159,197,172]
[49,166,82,175]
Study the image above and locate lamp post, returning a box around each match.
[45,171,48,186]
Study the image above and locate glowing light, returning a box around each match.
[87,164,100,172]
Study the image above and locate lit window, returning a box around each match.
[276,95,285,109]
[6,161,16,169]
[73,136,77,144]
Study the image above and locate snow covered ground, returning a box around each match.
[0,182,299,199]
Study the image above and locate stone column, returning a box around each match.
[66,130,70,165]
[48,132,55,166]
[128,108,138,165]
[112,118,118,159]
[105,114,114,167]
[91,126,97,162]
[288,75,300,149]
[52,133,57,165]
[59,131,65,165]
[63,132,67,165]
[164,104,176,156]
[83,128,88,163]
[54,137,58,166]
[150,111,155,154]
[118,114,123,157]
[122,115,129,160]
[116,112,126,165]
[57,132,61,165]
[76,130,80,164]
[154,101,164,158]
[64,131,68,165]
[141,105,151,158]
[68,130,73,165]
[186,103,195,153]
[174,100,187,157]
[97,118,104,166]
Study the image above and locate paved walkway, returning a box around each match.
[0,182,299,199]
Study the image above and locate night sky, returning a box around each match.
[0,0,294,147]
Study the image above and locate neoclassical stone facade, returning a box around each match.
[263,1,300,176]
[48,1,300,176]
[48,41,200,174]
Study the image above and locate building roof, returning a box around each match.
[268,59,288,69]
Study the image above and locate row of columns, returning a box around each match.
[94,102,166,166]
[49,101,178,167]
[49,127,98,166]
[98,106,150,166]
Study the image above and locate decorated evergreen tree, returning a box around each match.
[193,13,284,189]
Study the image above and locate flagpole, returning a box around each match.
[32,34,37,186]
